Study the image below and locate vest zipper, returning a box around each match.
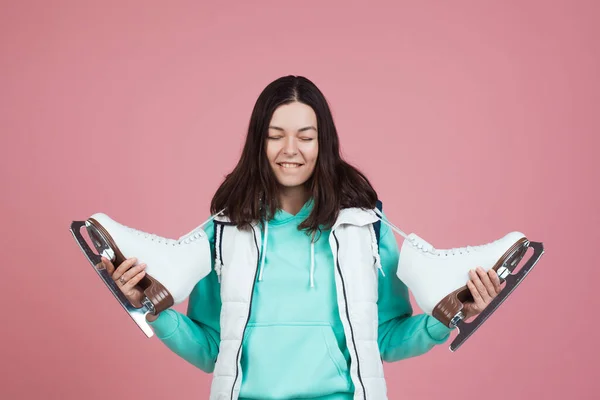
[333,231,367,399]
[214,221,232,283]
[218,222,225,265]
[230,224,261,400]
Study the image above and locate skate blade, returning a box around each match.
[69,220,154,338]
[449,240,544,352]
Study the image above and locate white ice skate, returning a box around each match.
[374,209,544,351]
[70,212,221,337]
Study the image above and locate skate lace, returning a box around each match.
[127,227,205,246]
[120,210,224,246]
[410,236,489,256]
[372,207,492,257]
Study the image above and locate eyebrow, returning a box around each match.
[268,125,317,133]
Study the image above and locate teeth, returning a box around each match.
[280,163,301,168]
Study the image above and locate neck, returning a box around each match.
[278,186,311,215]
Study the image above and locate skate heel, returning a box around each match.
[496,238,529,280]
[70,220,156,337]
[138,274,174,315]
[432,290,469,328]
[87,218,175,312]
[87,219,116,262]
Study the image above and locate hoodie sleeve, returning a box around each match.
[147,220,222,373]
[377,212,454,362]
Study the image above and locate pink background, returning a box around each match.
[1,1,598,399]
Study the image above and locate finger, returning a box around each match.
[469,269,492,303]
[121,263,147,283]
[101,257,115,275]
[113,257,138,280]
[467,280,485,311]
[489,269,502,294]
[461,301,474,320]
[476,267,497,298]
[125,270,147,289]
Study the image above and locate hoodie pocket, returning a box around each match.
[239,322,352,399]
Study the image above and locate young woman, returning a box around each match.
[104,76,501,399]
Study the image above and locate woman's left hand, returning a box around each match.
[462,267,503,320]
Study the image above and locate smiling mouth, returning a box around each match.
[277,162,304,169]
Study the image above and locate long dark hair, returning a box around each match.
[210,75,377,234]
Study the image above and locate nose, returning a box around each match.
[283,136,298,156]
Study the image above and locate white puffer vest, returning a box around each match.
[209,207,388,400]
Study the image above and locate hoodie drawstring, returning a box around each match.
[257,220,316,288]
[310,240,315,288]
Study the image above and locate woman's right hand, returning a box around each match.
[101,256,147,309]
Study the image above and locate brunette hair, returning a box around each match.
[210,75,377,234]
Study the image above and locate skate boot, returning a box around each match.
[70,212,220,337]
[397,231,544,351]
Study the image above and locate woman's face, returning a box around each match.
[266,102,319,190]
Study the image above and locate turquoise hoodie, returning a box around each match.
[148,199,452,399]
